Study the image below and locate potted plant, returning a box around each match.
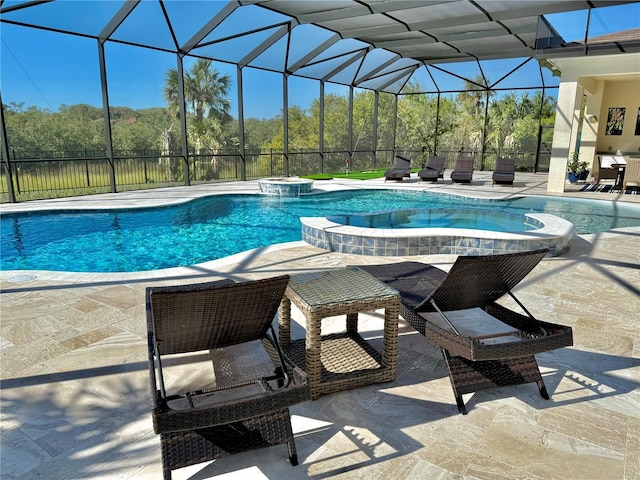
[567,153,590,183]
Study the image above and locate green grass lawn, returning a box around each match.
[303,168,420,181]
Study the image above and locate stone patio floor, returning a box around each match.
[1,172,639,479]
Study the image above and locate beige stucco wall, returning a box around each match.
[597,80,640,153]
[547,53,640,192]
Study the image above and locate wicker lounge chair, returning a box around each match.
[358,249,573,415]
[623,157,640,191]
[384,155,412,181]
[146,276,310,479]
[492,157,515,185]
[450,156,474,184]
[418,155,446,182]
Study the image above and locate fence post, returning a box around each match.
[12,149,21,195]
[82,148,89,186]
[183,155,190,185]
[240,150,246,181]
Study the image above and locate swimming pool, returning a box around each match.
[2,189,640,272]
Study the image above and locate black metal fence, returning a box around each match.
[0,147,544,202]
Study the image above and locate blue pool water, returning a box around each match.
[328,208,537,231]
[2,189,640,272]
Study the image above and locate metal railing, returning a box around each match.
[1,147,542,202]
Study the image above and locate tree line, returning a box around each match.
[3,60,556,171]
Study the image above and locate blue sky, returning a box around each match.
[1,2,638,118]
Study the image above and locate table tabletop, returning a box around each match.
[601,155,627,168]
[287,267,399,308]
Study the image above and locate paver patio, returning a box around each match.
[1,172,639,479]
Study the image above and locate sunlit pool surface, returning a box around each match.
[2,189,640,272]
[328,208,537,232]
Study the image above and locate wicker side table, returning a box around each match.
[278,267,400,399]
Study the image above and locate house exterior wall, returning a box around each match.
[546,53,640,193]
[597,80,640,154]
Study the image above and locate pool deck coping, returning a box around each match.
[2,171,639,215]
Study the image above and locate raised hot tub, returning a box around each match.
[258,177,314,196]
[301,210,574,257]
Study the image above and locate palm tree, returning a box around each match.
[455,75,493,154]
[457,75,489,117]
[164,59,232,178]
[164,58,231,124]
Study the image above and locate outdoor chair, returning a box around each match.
[384,155,412,181]
[492,157,515,185]
[594,155,619,185]
[418,155,446,182]
[450,156,474,184]
[623,157,640,191]
[358,249,573,415]
[146,275,311,479]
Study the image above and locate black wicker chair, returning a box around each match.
[418,155,446,182]
[450,156,474,184]
[384,155,412,181]
[146,275,310,479]
[358,249,573,414]
[594,155,619,185]
[492,157,515,185]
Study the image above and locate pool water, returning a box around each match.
[2,189,640,272]
[328,208,537,232]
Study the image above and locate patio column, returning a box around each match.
[579,77,604,173]
[547,80,583,193]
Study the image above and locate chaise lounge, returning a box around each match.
[358,249,573,414]
[418,155,446,182]
[450,156,474,184]
[492,157,515,185]
[384,155,412,181]
[146,276,311,479]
